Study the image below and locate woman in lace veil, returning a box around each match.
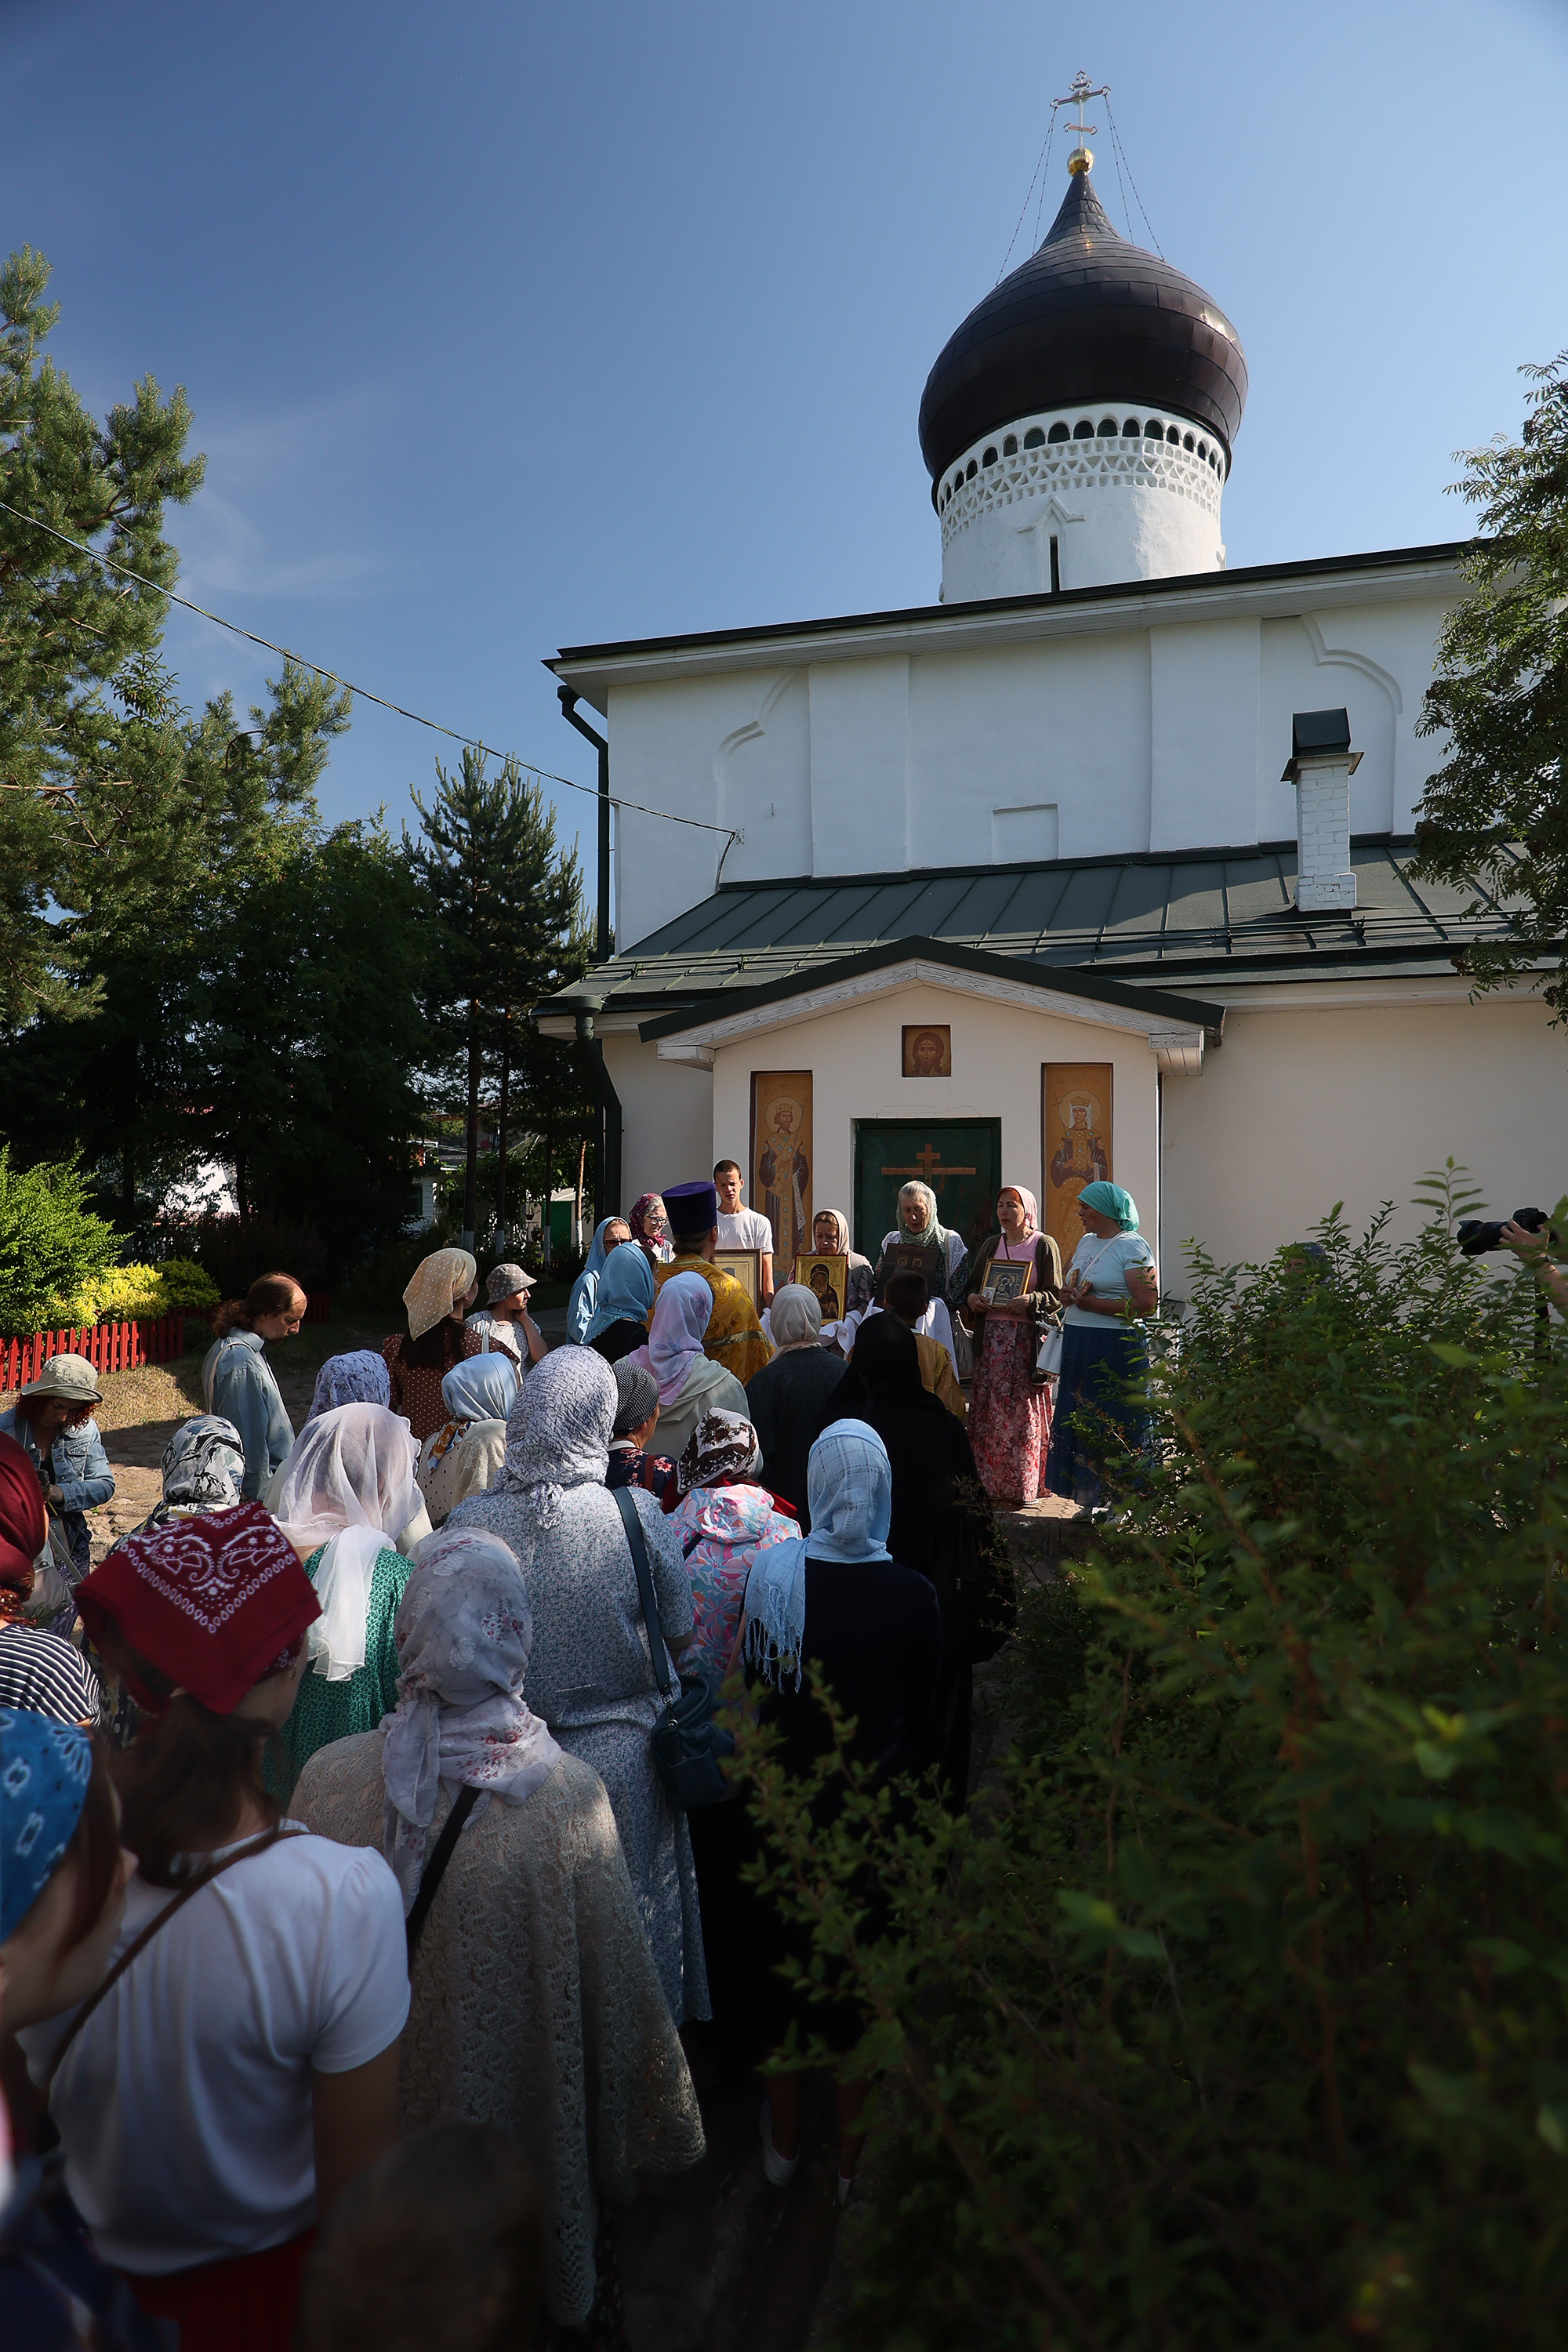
[291,1523,704,2332]
[446,1349,710,2029]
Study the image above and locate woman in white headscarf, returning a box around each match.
[742,1421,944,2205]
[275,1401,423,1773]
[414,1352,518,1530]
[291,1525,706,2330]
[743,1283,847,1530]
[629,1269,748,1468]
[447,1349,710,2025]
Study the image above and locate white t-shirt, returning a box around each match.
[22,1825,408,2272]
[717,1207,774,1256]
[1063,1232,1156,1327]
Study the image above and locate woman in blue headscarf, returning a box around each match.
[565,1216,631,1344]
[1045,1180,1159,1509]
[742,1420,943,2208]
[413,1352,519,1530]
[583,1239,657,1360]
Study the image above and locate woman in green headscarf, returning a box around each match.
[1045,1181,1159,1508]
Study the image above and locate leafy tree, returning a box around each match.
[0,659,350,1220]
[745,1181,1568,2348]
[0,246,205,1020]
[1414,353,1568,1014]
[180,818,430,1263]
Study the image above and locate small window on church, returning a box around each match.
[1029,426,1050,447]
[1122,418,1141,437]
[1097,416,1117,437]
[1183,432,1196,451]
[1073,419,1094,441]
[1003,434,1018,456]
[965,458,978,479]
[983,446,997,466]
[1167,424,1181,445]
[1197,441,1208,461]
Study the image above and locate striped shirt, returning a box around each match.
[0,1626,101,1725]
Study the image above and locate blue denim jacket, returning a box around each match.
[201,1330,295,1501]
[0,1406,114,1515]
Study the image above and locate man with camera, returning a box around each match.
[1501,1215,1568,1315]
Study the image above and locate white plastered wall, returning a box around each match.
[602,1031,713,1211]
[701,978,1162,1246]
[1159,992,1568,1279]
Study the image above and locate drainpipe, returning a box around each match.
[558,688,612,964]
[574,998,622,1218]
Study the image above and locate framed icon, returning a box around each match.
[883,1243,933,1279]
[981,1258,1033,1304]
[793,1251,849,1323]
[713,1248,763,1305]
[902,1024,952,1079]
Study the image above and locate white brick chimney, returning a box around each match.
[1283,708,1361,913]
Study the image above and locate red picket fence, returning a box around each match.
[1,1314,187,1393]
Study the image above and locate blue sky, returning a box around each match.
[5,0,1566,903]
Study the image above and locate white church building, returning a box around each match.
[537,147,1561,1288]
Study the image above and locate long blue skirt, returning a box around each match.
[1045,1323,1152,1508]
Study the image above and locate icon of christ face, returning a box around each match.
[912,1031,945,1076]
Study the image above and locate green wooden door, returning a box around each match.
[852,1120,1002,1261]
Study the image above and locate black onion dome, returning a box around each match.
[918,169,1247,497]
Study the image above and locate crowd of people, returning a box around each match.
[0,1163,1162,2348]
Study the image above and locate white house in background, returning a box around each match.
[536,150,1562,1287]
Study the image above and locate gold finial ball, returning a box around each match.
[1067,145,1093,176]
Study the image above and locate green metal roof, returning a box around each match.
[539,836,1529,1023]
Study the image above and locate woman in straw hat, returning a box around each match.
[0,1351,114,1592]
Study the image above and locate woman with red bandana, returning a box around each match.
[17,1504,408,2352]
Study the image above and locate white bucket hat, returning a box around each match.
[19,1352,103,1408]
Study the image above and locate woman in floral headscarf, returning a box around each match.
[955,1185,1062,1505]
[447,1349,709,2026]
[289,1526,704,2331]
[382,1250,482,1442]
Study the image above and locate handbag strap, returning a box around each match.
[43,1825,299,2092]
[405,1781,481,1959]
[612,1486,678,1700]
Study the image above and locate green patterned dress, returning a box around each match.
[281,1544,414,1777]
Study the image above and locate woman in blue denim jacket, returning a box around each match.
[0,1351,114,1581]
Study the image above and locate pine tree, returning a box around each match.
[1414,351,1568,1015]
[407,750,593,1253]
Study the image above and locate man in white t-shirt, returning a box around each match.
[714,1158,775,1305]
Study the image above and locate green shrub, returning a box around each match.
[183,1316,213,1356]
[746,1178,1568,2348]
[154,1258,220,1313]
[0,1149,121,1337]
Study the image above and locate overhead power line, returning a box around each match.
[0,495,737,840]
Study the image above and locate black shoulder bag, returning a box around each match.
[405,1783,481,1958]
[611,1485,735,1810]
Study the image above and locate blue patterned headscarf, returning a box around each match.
[743,1421,892,1689]
[306,1351,391,1423]
[1,1707,93,1941]
[582,1242,656,1345]
[1077,1181,1139,1232]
